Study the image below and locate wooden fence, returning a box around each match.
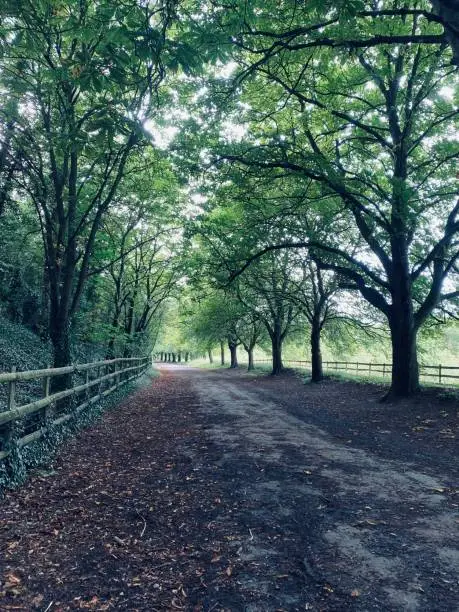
[0,356,150,461]
[254,359,459,385]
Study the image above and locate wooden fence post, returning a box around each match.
[4,366,16,450]
[43,366,51,422]
[97,365,102,396]
[8,366,16,412]
[85,369,90,401]
[439,364,442,384]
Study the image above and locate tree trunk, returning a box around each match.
[178,351,181,362]
[220,340,225,365]
[106,311,120,359]
[388,231,420,397]
[123,286,137,358]
[40,258,50,340]
[49,313,72,394]
[310,316,324,383]
[388,309,419,397]
[185,352,189,363]
[208,349,213,364]
[247,347,254,371]
[229,343,238,368]
[270,332,283,375]
[172,353,176,363]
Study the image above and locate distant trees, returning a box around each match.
[182,293,242,368]
[102,220,178,359]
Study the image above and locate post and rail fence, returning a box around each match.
[253,358,459,386]
[0,356,150,462]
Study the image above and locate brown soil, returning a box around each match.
[0,365,458,611]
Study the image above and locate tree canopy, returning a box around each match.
[0,0,457,398]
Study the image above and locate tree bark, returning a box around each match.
[270,331,283,375]
[431,0,459,65]
[49,313,72,394]
[123,291,137,358]
[208,349,213,364]
[185,352,189,362]
[40,258,50,340]
[106,311,120,359]
[388,307,419,397]
[220,340,225,365]
[387,222,420,396]
[229,342,238,368]
[310,315,324,383]
[247,347,254,371]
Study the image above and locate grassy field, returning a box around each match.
[187,356,459,390]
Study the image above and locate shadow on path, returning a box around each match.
[0,365,458,611]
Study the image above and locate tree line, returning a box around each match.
[161,0,459,398]
[0,0,187,384]
[0,1,458,399]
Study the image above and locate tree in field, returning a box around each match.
[234,311,264,371]
[286,257,339,383]
[0,0,182,375]
[233,250,302,375]
[212,5,459,396]
[186,169,339,378]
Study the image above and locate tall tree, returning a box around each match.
[288,258,338,383]
[234,250,301,375]
[215,6,458,396]
[234,311,263,371]
[0,0,180,376]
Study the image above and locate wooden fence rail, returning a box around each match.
[254,359,459,385]
[0,356,150,461]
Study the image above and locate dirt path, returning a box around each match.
[1,366,458,611]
